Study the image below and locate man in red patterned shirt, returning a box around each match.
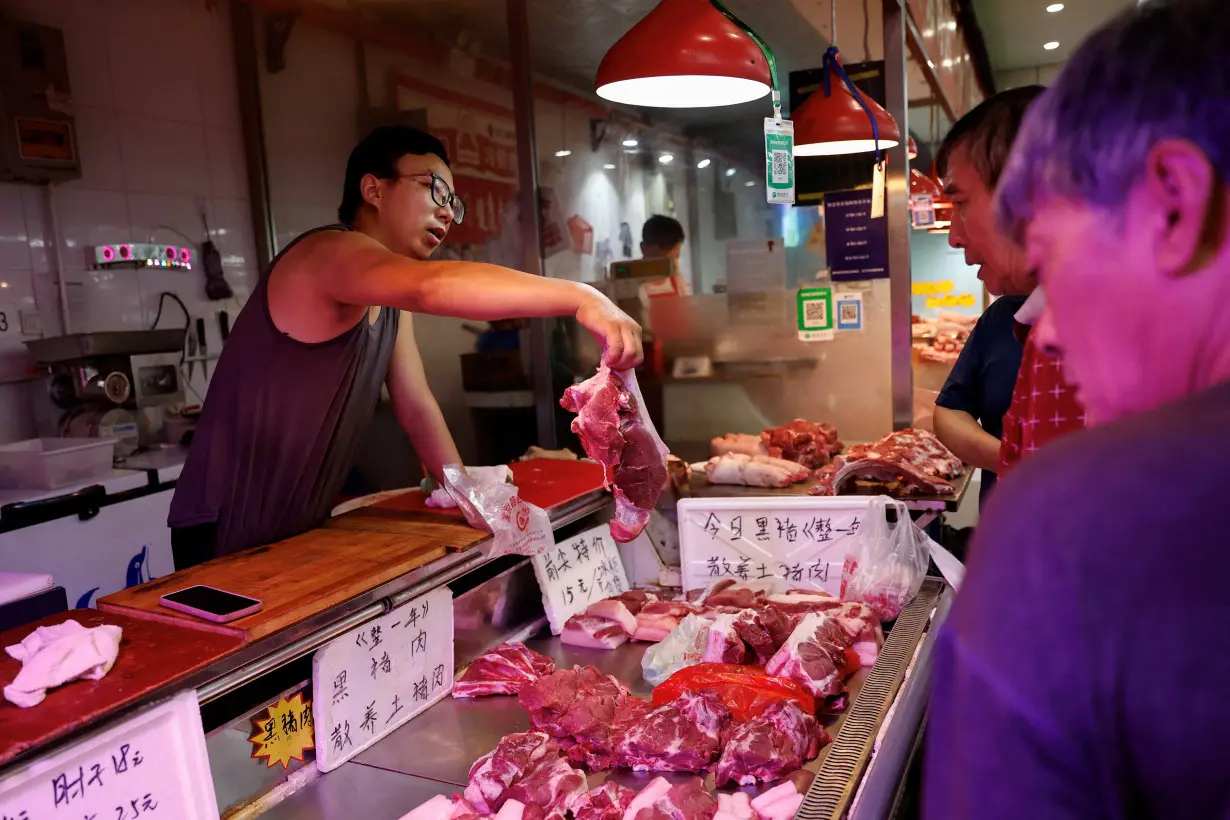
[997,290,1085,475]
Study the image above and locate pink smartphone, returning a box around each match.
[159,585,263,623]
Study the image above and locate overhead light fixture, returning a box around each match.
[922,28,934,37]
[792,48,901,156]
[1046,3,1064,11]
[941,58,953,68]
[595,0,772,108]
[744,180,755,187]
[909,167,941,197]
[555,150,572,158]
[726,168,737,177]
[908,136,919,160]
[697,158,711,169]
[604,163,617,170]
[659,153,674,164]
[1044,41,1060,50]
[623,138,639,148]
[945,21,957,31]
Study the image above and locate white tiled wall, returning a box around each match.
[0,0,257,440]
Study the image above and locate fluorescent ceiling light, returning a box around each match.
[1044,41,1060,50]
[658,153,674,164]
[697,158,711,169]
[623,138,639,148]
[554,150,572,157]
[1046,3,1064,12]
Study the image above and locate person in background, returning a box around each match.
[640,214,692,296]
[996,289,1084,476]
[931,86,1044,506]
[168,126,642,568]
[925,2,1230,817]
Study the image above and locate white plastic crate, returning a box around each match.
[0,437,117,490]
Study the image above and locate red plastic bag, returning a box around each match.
[652,663,816,721]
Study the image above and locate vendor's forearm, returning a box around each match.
[933,406,1001,472]
[394,400,461,482]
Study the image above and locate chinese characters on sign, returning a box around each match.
[248,692,315,769]
[823,189,889,281]
[677,498,878,596]
[312,586,454,772]
[0,691,218,820]
[532,524,632,634]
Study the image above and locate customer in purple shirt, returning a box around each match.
[925,1,1230,818]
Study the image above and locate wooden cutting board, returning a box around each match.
[98,529,447,641]
[0,609,244,767]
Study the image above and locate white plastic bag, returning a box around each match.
[840,497,931,623]
[641,613,712,686]
[442,464,552,559]
[426,466,515,509]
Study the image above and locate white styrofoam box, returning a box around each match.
[677,495,882,596]
[0,690,219,819]
[0,438,116,490]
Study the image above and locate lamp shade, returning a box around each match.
[595,0,772,108]
[908,136,919,160]
[792,51,901,156]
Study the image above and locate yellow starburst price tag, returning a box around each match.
[249,692,315,769]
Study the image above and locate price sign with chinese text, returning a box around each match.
[532,524,631,634]
[249,692,314,769]
[312,586,453,772]
[0,691,218,820]
[677,496,878,595]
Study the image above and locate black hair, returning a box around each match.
[935,85,1046,188]
[338,126,451,225]
[642,214,685,249]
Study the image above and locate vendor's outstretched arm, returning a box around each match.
[387,313,461,483]
[316,231,642,370]
[933,406,1000,472]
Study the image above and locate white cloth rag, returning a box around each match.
[4,619,123,708]
[425,465,514,509]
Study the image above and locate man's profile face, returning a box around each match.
[944,145,1034,296]
[371,153,458,260]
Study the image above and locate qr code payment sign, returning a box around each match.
[840,302,858,323]
[771,150,790,184]
[802,299,827,328]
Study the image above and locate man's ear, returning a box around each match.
[360,173,384,211]
[1143,139,1222,277]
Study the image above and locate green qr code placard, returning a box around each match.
[796,286,833,332]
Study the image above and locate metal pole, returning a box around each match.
[883,0,913,431]
[229,0,277,268]
[507,0,557,448]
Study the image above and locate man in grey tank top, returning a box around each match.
[168,127,642,567]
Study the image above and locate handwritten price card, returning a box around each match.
[677,496,877,595]
[532,524,631,634]
[312,585,453,772]
[0,690,219,820]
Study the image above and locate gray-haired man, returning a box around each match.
[925,1,1230,817]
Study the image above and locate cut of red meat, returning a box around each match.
[585,600,638,635]
[760,419,843,470]
[732,608,800,666]
[465,732,563,813]
[454,643,558,698]
[714,701,829,786]
[811,427,961,497]
[702,613,748,665]
[701,583,764,610]
[765,613,859,708]
[573,783,638,820]
[612,589,658,616]
[562,614,630,650]
[561,367,669,542]
[827,601,884,667]
[501,756,588,819]
[615,689,732,772]
[761,591,841,617]
[630,778,718,820]
[519,665,652,771]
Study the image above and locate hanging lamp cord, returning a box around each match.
[822,45,882,163]
[708,0,782,120]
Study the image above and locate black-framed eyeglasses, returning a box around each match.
[427,173,466,224]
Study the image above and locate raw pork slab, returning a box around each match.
[573,783,638,820]
[561,367,669,542]
[714,701,829,786]
[615,689,732,772]
[629,778,718,820]
[465,731,563,813]
[454,643,557,698]
[765,613,859,708]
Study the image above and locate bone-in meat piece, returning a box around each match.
[811,427,961,497]
[765,613,859,707]
[714,701,829,786]
[615,689,732,772]
[561,367,669,542]
[454,643,558,698]
[465,732,563,813]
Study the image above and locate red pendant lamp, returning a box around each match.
[793,48,901,156]
[908,136,919,160]
[910,167,941,197]
[596,0,772,108]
